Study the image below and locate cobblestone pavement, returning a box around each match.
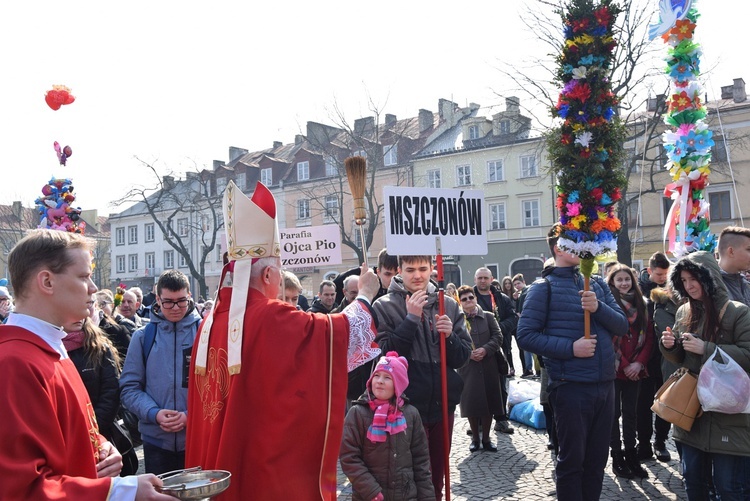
[336,411,687,500]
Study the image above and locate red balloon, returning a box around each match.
[45,86,75,111]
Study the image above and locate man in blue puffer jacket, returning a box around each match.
[517,224,627,501]
[120,270,202,475]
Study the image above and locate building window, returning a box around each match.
[468,125,479,140]
[145,223,155,242]
[427,169,441,189]
[487,160,504,182]
[179,254,187,268]
[128,225,138,244]
[297,199,311,220]
[712,137,728,162]
[353,223,362,248]
[489,203,506,230]
[325,195,339,222]
[116,255,125,273]
[352,150,367,159]
[164,250,174,269]
[216,177,227,196]
[145,252,155,276]
[456,164,472,186]
[177,218,188,237]
[325,156,337,177]
[520,155,538,178]
[216,245,223,262]
[236,172,246,190]
[384,144,398,166]
[261,168,272,186]
[116,227,125,246]
[709,191,732,220]
[499,119,511,135]
[522,199,540,227]
[128,254,138,272]
[662,196,673,223]
[297,161,309,181]
[627,198,640,227]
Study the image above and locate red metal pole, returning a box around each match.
[436,252,451,501]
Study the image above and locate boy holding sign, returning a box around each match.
[372,255,472,500]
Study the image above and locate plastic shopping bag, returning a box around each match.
[507,378,541,405]
[509,397,546,429]
[697,347,750,414]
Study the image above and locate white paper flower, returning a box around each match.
[572,66,588,80]
[575,131,593,148]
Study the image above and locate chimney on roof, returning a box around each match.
[647,94,666,112]
[354,116,375,136]
[418,109,434,132]
[228,146,248,162]
[733,78,746,103]
[385,114,397,127]
[163,176,175,190]
[295,134,305,145]
[213,160,224,170]
[438,99,456,120]
[506,97,520,114]
[12,201,22,219]
[273,141,283,149]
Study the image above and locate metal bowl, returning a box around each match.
[159,469,231,500]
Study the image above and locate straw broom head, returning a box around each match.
[345,156,367,224]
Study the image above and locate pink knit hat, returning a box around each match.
[367,351,409,399]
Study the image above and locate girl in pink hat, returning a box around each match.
[340,351,435,501]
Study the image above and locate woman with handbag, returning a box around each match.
[660,251,750,500]
[607,264,653,479]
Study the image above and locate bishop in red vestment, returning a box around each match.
[185,181,380,501]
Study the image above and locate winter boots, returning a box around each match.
[611,450,634,479]
[625,449,649,479]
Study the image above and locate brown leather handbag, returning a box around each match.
[651,367,703,431]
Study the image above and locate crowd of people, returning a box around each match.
[2,208,750,500]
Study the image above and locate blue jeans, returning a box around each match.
[524,351,534,374]
[680,442,750,500]
[550,381,615,501]
[143,441,185,476]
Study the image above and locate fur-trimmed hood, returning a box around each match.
[650,285,680,306]
[668,251,729,309]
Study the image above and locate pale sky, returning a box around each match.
[0,1,745,217]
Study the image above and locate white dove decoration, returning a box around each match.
[648,0,693,40]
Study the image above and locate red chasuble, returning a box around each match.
[0,327,112,500]
[186,288,351,501]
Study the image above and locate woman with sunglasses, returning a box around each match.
[456,285,504,452]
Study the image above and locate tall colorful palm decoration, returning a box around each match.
[546,0,627,335]
[650,0,716,257]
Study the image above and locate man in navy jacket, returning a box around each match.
[517,224,627,501]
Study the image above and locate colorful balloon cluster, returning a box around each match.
[44,85,76,111]
[546,0,626,270]
[656,2,716,257]
[35,178,86,234]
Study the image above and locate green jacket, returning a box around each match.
[660,251,750,456]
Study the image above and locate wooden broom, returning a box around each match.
[345,156,368,268]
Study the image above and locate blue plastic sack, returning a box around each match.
[509,397,546,429]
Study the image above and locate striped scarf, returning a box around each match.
[366,397,407,443]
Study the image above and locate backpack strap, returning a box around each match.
[142,322,157,366]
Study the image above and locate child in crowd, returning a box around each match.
[340,351,435,501]
[607,264,652,479]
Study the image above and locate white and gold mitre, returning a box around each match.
[223,180,281,261]
[195,180,280,376]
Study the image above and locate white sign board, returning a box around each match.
[384,186,487,256]
[279,224,342,269]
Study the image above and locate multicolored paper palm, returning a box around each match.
[547,0,627,276]
[654,3,716,257]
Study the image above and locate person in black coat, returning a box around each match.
[62,305,122,441]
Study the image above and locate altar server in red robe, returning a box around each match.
[186,181,381,501]
[0,229,173,501]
